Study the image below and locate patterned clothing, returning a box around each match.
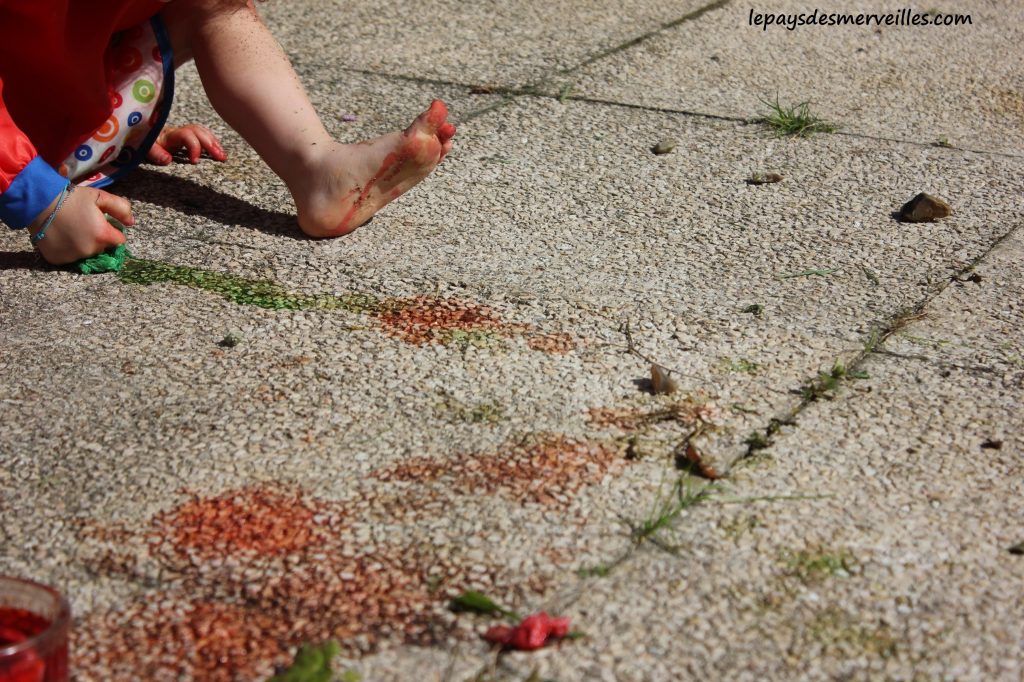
[0,0,172,229]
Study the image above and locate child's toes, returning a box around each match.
[438,122,456,143]
[409,100,450,135]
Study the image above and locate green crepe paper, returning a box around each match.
[76,215,131,274]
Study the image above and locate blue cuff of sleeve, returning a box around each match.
[0,157,68,229]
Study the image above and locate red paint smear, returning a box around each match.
[375,295,505,345]
[74,485,452,679]
[151,487,319,559]
[526,332,575,353]
[74,601,286,682]
[333,100,449,235]
[334,150,401,234]
[373,434,622,506]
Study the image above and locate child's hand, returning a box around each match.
[148,124,228,165]
[29,186,134,265]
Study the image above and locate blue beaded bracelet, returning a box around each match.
[30,182,73,246]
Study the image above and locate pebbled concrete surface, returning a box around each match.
[1,0,1022,680]
[487,230,1024,681]
[563,0,1024,155]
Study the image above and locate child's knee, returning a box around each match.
[161,0,260,65]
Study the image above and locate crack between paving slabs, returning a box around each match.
[742,220,1024,461]
[335,0,1024,162]
[339,0,735,127]
[456,221,1024,679]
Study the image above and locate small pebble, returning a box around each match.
[746,172,783,185]
[651,140,676,155]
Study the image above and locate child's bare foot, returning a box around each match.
[295,100,456,238]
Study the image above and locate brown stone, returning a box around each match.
[898,192,952,223]
[650,364,679,395]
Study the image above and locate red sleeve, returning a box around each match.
[0,76,37,193]
[0,76,68,229]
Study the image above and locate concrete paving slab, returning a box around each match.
[125,89,1024,475]
[260,0,710,89]
[485,232,1024,682]
[564,0,1024,155]
[1,1,1022,680]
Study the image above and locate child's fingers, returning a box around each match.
[100,220,128,247]
[147,142,173,165]
[194,128,227,161]
[180,133,202,164]
[148,142,173,165]
[94,189,135,227]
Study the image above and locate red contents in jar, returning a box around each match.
[0,607,65,682]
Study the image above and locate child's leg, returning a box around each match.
[159,0,455,237]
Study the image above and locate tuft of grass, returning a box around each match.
[863,328,882,353]
[630,478,709,551]
[720,358,763,375]
[800,360,868,402]
[557,82,576,103]
[784,548,855,582]
[576,563,612,578]
[268,641,342,682]
[758,96,837,136]
[745,431,771,452]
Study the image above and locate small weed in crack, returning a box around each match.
[759,96,837,137]
[630,477,710,552]
[799,360,868,402]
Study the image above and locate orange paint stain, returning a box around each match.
[586,400,719,430]
[526,332,576,353]
[375,295,506,345]
[373,434,622,507]
[73,485,458,679]
[151,486,321,560]
[75,600,288,682]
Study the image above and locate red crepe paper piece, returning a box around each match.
[483,612,570,651]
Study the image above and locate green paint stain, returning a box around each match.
[118,258,380,314]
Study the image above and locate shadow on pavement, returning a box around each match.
[0,251,46,272]
[118,167,306,241]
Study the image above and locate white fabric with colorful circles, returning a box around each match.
[62,18,171,186]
